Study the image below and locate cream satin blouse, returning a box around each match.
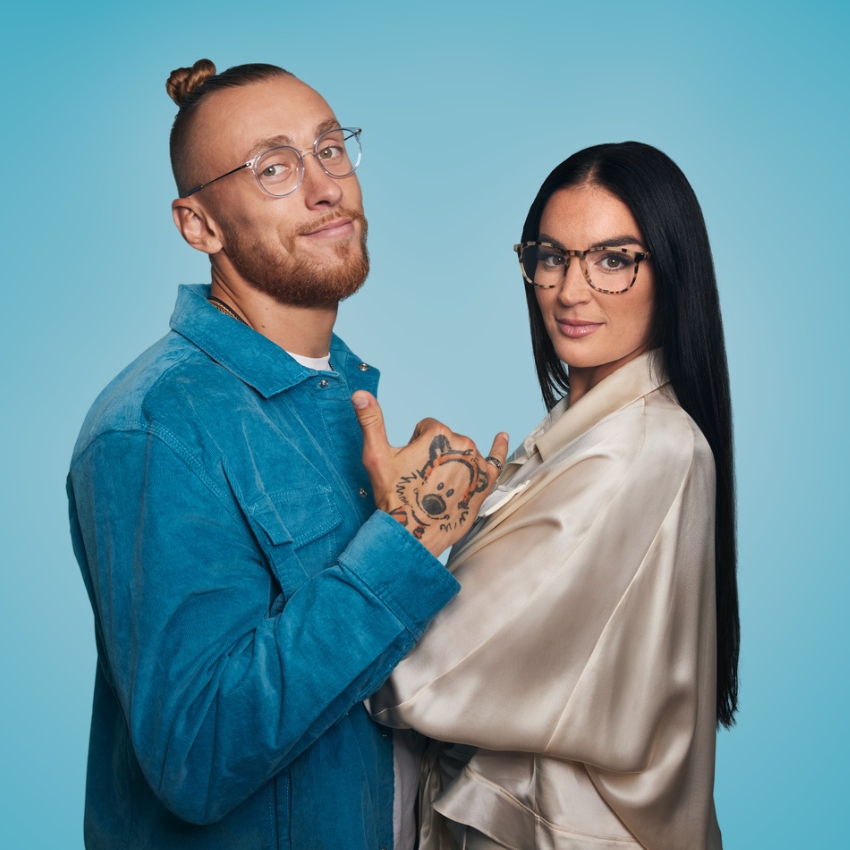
[370,352,723,850]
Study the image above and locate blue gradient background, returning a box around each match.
[2,1,847,847]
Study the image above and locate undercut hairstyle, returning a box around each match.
[520,141,740,729]
[166,59,292,197]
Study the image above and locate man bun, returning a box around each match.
[166,59,217,107]
[167,60,291,196]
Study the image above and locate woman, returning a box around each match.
[370,142,739,850]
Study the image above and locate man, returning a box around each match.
[67,59,507,850]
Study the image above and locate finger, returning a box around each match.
[484,432,510,472]
[351,391,392,462]
[410,417,443,443]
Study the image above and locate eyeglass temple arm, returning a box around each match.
[183,163,251,198]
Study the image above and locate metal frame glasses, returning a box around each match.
[513,241,651,295]
[182,127,362,198]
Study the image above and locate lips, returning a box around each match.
[301,217,353,238]
[556,319,603,338]
[299,209,366,239]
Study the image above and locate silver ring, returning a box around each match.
[484,455,503,473]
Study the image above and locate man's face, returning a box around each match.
[189,75,368,307]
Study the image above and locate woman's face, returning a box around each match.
[535,184,655,400]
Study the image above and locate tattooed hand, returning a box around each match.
[352,391,509,557]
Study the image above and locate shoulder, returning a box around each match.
[71,330,243,464]
[546,387,713,506]
[600,388,716,514]
[642,387,714,476]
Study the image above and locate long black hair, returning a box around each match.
[521,142,739,728]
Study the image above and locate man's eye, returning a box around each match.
[317,145,343,161]
[262,162,290,178]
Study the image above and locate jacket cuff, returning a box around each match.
[339,511,460,638]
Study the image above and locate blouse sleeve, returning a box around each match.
[369,395,718,776]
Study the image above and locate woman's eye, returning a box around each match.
[597,252,632,272]
[539,250,565,268]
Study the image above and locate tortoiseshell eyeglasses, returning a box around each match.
[513,241,651,295]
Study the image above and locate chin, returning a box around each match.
[555,345,601,369]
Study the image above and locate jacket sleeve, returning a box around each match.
[68,428,459,825]
[369,402,717,772]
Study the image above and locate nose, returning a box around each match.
[557,257,591,306]
[300,153,344,208]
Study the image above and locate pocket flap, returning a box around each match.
[249,485,342,547]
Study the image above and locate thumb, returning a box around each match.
[351,391,392,461]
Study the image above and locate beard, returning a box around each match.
[222,210,370,308]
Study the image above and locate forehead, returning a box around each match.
[192,75,338,169]
[540,184,643,244]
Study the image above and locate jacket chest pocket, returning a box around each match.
[248,485,343,598]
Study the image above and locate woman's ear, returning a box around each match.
[171,197,224,255]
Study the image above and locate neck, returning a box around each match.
[210,269,337,358]
[567,344,654,405]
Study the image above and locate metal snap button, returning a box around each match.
[358,488,368,498]
[357,362,369,371]
[318,379,329,388]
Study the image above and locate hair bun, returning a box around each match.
[166,59,217,107]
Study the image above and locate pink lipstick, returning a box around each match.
[557,319,602,338]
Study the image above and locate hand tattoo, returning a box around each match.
[390,435,489,540]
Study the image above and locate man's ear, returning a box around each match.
[171,197,224,255]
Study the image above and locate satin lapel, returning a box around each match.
[535,350,666,461]
[449,351,668,569]
[499,395,570,481]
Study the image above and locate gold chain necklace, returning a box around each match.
[208,295,249,326]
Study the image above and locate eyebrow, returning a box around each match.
[245,119,343,161]
[538,233,646,251]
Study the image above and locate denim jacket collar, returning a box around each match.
[170,284,373,398]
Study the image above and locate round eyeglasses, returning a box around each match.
[513,241,651,295]
[183,127,362,199]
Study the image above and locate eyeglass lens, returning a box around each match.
[520,244,640,293]
[256,128,361,196]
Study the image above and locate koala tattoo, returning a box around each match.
[390,434,489,540]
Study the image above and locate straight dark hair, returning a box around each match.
[521,142,739,728]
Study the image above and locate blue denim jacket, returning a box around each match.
[67,284,460,849]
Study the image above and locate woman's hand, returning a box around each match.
[352,391,508,557]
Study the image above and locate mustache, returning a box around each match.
[298,209,368,236]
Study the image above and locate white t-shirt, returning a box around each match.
[286,351,333,372]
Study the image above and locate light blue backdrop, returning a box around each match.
[1,1,847,847]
